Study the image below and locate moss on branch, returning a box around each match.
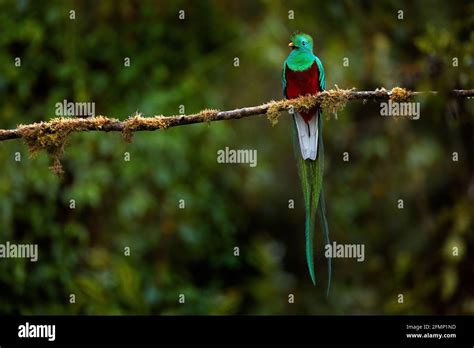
[0,87,470,176]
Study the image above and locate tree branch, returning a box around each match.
[0,88,472,143]
[0,87,472,176]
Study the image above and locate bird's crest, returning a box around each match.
[290,31,314,50]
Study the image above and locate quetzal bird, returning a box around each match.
[282,32,331,294]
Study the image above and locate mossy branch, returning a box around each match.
[0,87,472,176]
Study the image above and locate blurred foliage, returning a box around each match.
[0,0,473,315]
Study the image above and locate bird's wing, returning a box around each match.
[282,61,288,97]
[314,56,325,91]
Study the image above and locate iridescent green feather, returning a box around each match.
[285,31,330,294]
[317,116,331,296]
[292,111,331,294]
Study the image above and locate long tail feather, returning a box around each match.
[319,188,331,297]
[316,114,332,296]
[293,134,316,284]
[293,110,325,287]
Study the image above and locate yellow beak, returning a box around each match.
[288,42,295,47]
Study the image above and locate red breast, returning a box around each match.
[285,61,321,123]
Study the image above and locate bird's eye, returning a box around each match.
[302,41,306,46]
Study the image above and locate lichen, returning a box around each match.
[390,87,411,102]
[18,116,119,176]
[122,113,171,143]
[18,119,72,176]
[266,95,319,126]
[374,87,388,98]
[266,100,281,126]
[200,108,219,123]
[266,86,355,125]
[320,86,354,119]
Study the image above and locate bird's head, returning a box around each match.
[288,31,314,52]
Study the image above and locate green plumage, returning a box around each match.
[293,111,331,295]
[284,31,331,295]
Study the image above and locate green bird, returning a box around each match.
[282,31,331,294]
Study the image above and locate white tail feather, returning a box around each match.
[294,113,318,160]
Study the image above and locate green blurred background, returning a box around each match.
[0,0,473,315]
